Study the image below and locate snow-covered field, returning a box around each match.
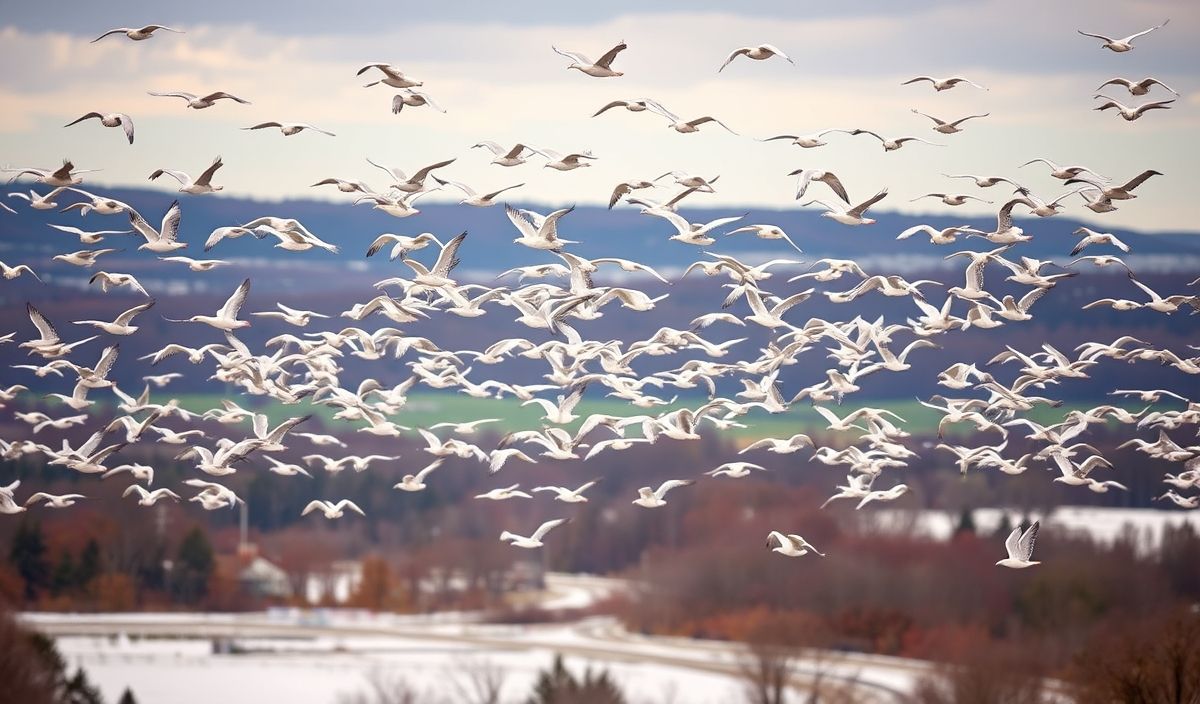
[866,506,1199,554]
[31,608,921,704]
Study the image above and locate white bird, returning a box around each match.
[802,188,888,226]
[787,169,850,203]
[122,486,180,506]
[475,484,532,501]
[148,91,251,110]
[766,531,825,557]
[725,224,803,253]
[148,157,224,194]
[357,63,423,88]
[89,271,149,297]
[73,300,156,335]
[528,147,598,171]
[855,484,910,509]
[645,208,744,246]
[552,41,626,77]
[1071,227,1131,256]
[252,303,329,327]
[129,201,185,252]
[7,160,99,187]
[850,130,942,151]
[25,492,85,508]
[166,278,251,330]
[158,256,228,272]
[761,129,852,149]
[243,121,335,137]
[506,204,577,251]
[1092,95,1176,121]
[48,224,133,245]
[0,260,42,282]
[533,479,600,503]
[644,100,737,135]
[64,112,135,144]
[302,499,366,519]
[1077,19,1169,52]
[92,25,183,42]
[911,109,989,134]
[901,76,987,91]
[433,176,524,207]
[633,479,695,508]
[500,518,571,548]
[1097,77,1179,96]
[739,433,813,455]
[471,141,535,167]
[707,462,766,478]
[391,89,446,113]
[996,521,1041,568]
[719,44,793,72]
[394,459,444,492]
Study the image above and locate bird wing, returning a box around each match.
[530,517,569,542]
[27,303,59,343]
[410,158,456,184]
[718,48,750,72]
[218,279,251,319]
[246,122,282,130]
[847,188,888,218]
[414,459,444,481]
[552,46,592,64]
[1122,19,1169,43]
[1076,30,1116,42]
[1018,521,1039,561]
[159,201,182,242]
[505,204,539,240]
[338,500,366,516]
[655,479,694,498]
[432,232,467,278]
[594,41,627,69]
[195,157,223,186]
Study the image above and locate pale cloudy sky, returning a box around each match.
[1,0,1195,231]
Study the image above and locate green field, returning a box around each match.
[79,391,1139,444]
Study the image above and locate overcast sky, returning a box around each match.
[1,1,1195,231]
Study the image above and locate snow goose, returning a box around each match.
[148,156,224,194]
[1077,19,1169,52]
[92,25,182,42]
[996,521,1041,568]
[148,91,250,109]
[719,44,793,72]
[553,41,626,77]
[500,518,570,548]
[766,531,825,557]
[632,479,694,508]
[64,112,134,143]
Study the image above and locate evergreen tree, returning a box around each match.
[993,512,1014,540]
[954,507,977,537]
[528,654,625,704]
[117,687,138,704]
[62,667,104,704]
[77,540,101,590]
[172,527,215,604]
[51,552,77,596]
[9,518,50,602]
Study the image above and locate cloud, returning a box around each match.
[0,5,1196,231]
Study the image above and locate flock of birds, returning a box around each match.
[0,17,1196,571]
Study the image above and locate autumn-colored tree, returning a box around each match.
[1071,609,1200,704]
[352,555,395,611]
[92,572,136,612]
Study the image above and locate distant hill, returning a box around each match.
[2,184,1198,292]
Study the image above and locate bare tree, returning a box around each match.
[446,657,506,704]
[337,666,444,704]
[740,639,795,704]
